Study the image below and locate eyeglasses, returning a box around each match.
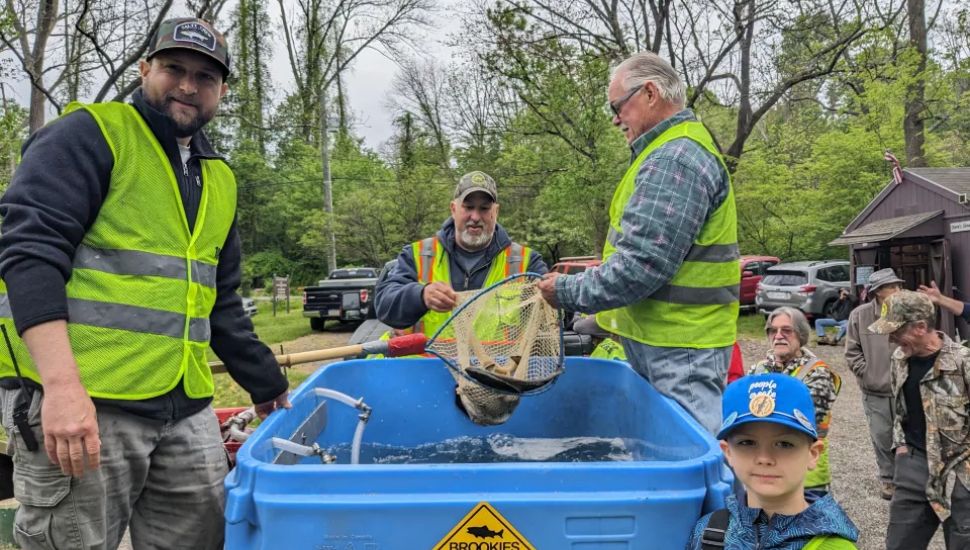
[766,326,796,338]
[608,85,643,117]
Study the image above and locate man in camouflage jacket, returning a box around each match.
[870,290,970,550]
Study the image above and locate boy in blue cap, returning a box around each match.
[686,373,859,549]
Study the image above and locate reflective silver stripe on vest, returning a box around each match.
[683,243,739,263]
[74,245,218,289]
[651,283,740,305]
[607,227,620,247]
[418,237,435,283]
[0,294,209,343]
[508,243,524,274]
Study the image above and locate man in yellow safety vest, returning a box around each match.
[0,18,289,549]
[374,171,547,340]
[538,52,739,434]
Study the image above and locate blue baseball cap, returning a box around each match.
[717,373,818,441]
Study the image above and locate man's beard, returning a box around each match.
[148,95,212,138]
[458,225,493,250]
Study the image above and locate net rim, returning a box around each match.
[425,272,565,396]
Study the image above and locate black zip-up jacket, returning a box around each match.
[374,218,547,329]
[0,90,288,420]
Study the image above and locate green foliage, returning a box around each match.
[0,100,27,192]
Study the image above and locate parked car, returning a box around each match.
[303,267,379,331]
[755,260,851,318]
[551,256,601,275]
[740,255,781,307]
[242,297,258,317]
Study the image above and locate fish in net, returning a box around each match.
[426,273,563,426]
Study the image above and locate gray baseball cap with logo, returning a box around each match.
[454,171,498,202]
[147,18,231,76]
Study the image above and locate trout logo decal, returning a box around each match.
[434,502,534,550]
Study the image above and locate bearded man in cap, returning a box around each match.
[374,172,547,422]
[870,290,970,550]
[0,18,289,549]
[375,171,547,329]
[845,267,903,500]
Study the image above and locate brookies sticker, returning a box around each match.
[174,22,216,51]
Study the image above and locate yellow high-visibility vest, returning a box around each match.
[0,101,236,399]
[596,121,739,348]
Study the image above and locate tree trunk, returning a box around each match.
[904,0,927,167]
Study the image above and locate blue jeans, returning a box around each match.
[620,339,730,434]
[815,318,848,341]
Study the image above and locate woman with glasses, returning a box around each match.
[747,306,842,498]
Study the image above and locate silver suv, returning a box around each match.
[755,260,851,318]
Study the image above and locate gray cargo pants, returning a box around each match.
[862,392,895,482]
[0,387,228,550]
[887,448,970,550]
[621,339,729,434]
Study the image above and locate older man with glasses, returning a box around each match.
[537,51,739,434]
[748,306,842,498]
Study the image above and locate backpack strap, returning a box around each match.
[701,508,730,549]
[795,358,823,382]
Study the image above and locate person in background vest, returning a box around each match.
[572,313,627,361]
[749,307,841,498]
[748,307,842,496]
[374,171,548,338]
[0,19,289,549]
[537,51,739,434]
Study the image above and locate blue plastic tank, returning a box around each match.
[225,357,731,549]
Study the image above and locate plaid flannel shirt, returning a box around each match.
[556,109,730,313]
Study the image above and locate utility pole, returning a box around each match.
[320,90,337,274]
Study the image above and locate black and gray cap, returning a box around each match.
[147,18,231,76]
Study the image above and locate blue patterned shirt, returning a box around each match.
[556,109,730,313]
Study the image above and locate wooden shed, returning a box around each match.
[830,167,970,338]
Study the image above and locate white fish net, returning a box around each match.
[427,275,563,425]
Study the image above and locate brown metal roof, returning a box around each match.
[829,210,943,246]
[907,168,970,195]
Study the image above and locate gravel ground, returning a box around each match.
[738,334,945,550]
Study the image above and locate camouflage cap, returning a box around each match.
[868,290,935,334]
[454,171,497,202]
[147,18,231,76]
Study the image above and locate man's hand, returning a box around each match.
[918,280,965,316]
[254,391,291,420]
[918,281,942,303]
[896,445,909,456]
[422,282,458,312]
[538,272,561,308]
[42,380,101,477]
[22,320,100,477]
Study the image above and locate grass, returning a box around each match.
[210,299,315,409]
[736,311,766,340]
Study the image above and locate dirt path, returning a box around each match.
[738,332,944,550]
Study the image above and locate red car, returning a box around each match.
[551,256,601,275]
[740,255,781,307]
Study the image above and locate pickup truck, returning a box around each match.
[302,267,379,331]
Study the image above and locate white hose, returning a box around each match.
[351,417,367,465]
[312,387,371,465]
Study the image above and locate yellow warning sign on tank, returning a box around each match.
[433,502,535,549]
